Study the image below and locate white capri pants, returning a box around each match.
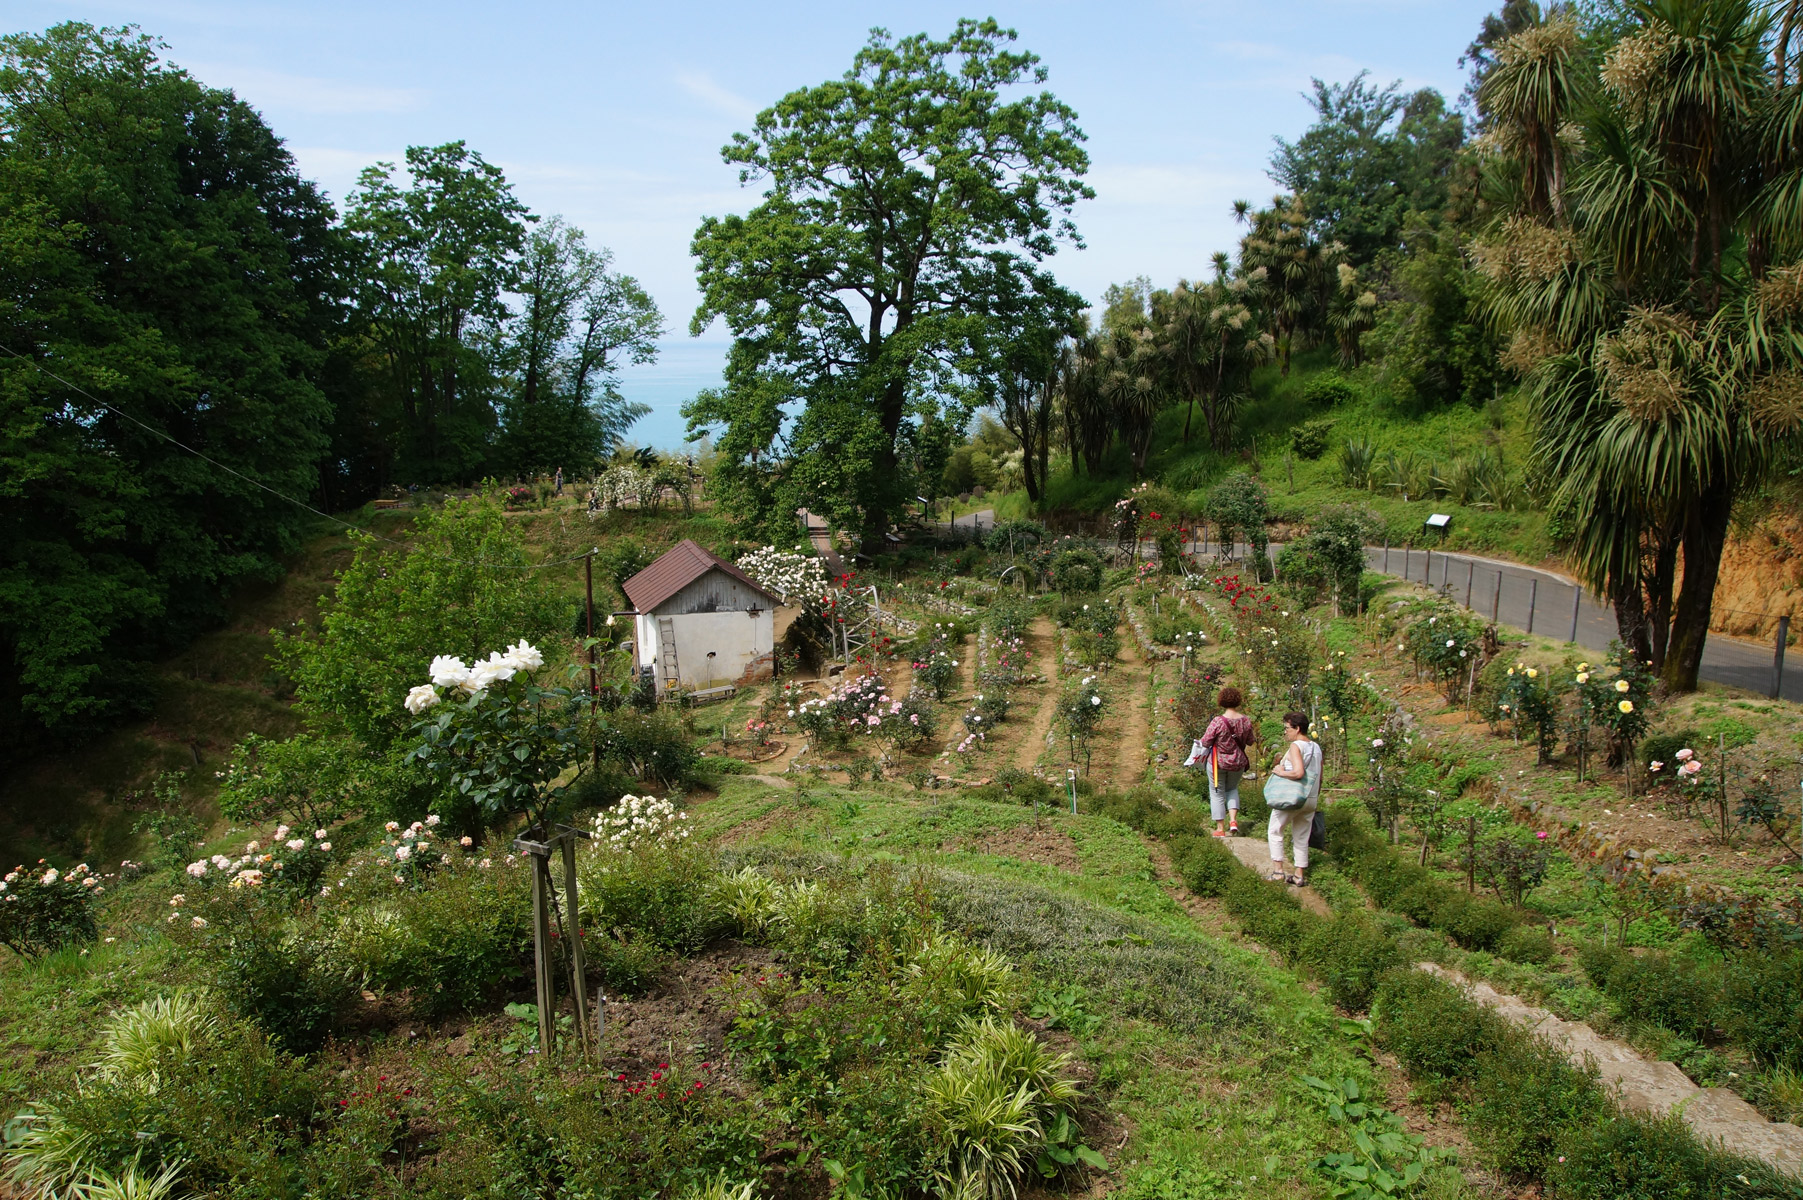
[1268,800,1318,869]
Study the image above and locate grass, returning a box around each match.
[1014,347,1553,562]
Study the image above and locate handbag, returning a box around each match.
[1264,742,1318,811]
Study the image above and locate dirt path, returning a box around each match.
[1421,963,1803,1176]
[1012,616,1060,773]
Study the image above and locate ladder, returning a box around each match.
[656,618,680,694]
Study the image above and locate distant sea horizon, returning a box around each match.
[616,336,729,451]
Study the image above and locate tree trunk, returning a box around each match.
[1611,576,1654,668]
[1646,531,1679,675]
[1662,481,1734,693]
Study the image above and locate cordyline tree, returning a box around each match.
[1479,0,1803,692]
[686,18,1091,541]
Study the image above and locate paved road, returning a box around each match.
[1355,544,1795,701]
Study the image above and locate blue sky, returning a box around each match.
[13,1,1493,447]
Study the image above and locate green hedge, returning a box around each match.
[1375,966,1798,1195]
[1325,808,1518,950]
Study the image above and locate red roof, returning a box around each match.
[622,539,779,613]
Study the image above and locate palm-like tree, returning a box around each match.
[1482,0,1803,691]
[1234,195,1345,374]
[1151,277,1273,447]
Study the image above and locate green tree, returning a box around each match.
[1233,195,1345,375]
[1270,73,1465,266]
[272,497,569,749]
[1481,0,1803,691]
[687,18,1091,540]
[1370,218,1502,409]
[496,216,661,476]
[0,24,343,748]
[344,142,529,484]
[1151,272,1273,448]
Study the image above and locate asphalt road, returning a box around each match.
[944,509,1794,700]
[1356,544,1795,701]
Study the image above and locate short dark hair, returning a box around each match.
[1284,711,1310,735]
[1217,686,1242,709]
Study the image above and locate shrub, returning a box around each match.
[1466,1029,1608,1179]
[1723,948,1803,1069]
[1640,729,1701,771]
[15,1001,323,1196]
[1582,945,1723,1043]
[1301,913,1403,1010]
[1170,835,1236,898]
[1496,925,1556,967]
[1374,969,1501,1095]
[1547,1110,1799,1199]
[1304,373,1359,408]
[1049,547,1104,593]
[1289,417,1335,460]
[176,889,356,1053]
[374,866,534,1017]
[579,841,730,958]
[1434,891,1519,953]
[0,861,99,958]
[597,709,701,785]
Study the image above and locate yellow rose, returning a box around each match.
[1615,679,1630,693]
[1526,668,1538,679]
[1618,699,1634,713]
[1578,662,1590,671]
[1576,672,1590,683]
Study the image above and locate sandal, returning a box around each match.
[1266,870,1288,882]
[1288,875,1308,888]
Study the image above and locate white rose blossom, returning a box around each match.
[405,685,441,715]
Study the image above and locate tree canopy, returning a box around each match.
[686,17,1091,539]
[0,23,340,748]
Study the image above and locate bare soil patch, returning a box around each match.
[947,818,1084,875]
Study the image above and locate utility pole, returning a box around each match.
[585,550,599,767]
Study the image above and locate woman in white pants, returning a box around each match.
[1267,712,1322,887]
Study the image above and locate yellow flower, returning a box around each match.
[1576,672,1590,683]
[1615,679,1630,693]
[1507,667,1516,676]
[1618,699,1634,713]
[1578,662,1590,672]
[1526,668,1538,679]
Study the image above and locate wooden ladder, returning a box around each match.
[656,617,680,693]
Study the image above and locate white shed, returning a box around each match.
[623,539,780,699]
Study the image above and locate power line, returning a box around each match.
[0,342,593,572]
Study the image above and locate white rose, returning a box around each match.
[286,839,306,852]
[319,843,332,852]
[429,655,471,689]
[504,640,544,671]
[426,814,440,827]
[405,685,441,714]
[395,845,412,862]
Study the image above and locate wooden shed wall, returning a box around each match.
[652,567,770,616]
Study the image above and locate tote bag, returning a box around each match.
[1264,742,1319,812]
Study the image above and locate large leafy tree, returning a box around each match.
[687,18,1091,540]
[1481,0,1803,691]
[497,217,662,475]
[1270,73,1465,266]
[271,497,569,750]
[0,23,343,748]
[344,143,529,485]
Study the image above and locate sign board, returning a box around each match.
[1425,513,1452,529]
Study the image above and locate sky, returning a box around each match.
[12,1,1494,447]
